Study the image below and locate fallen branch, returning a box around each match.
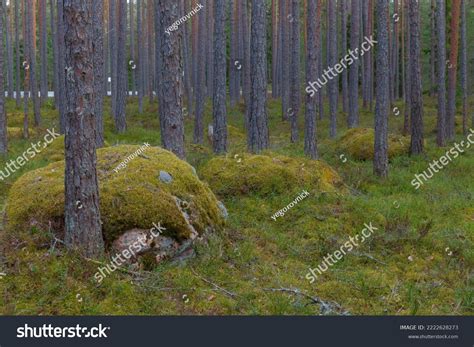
[263,287,350,315]
[191,268,237,299]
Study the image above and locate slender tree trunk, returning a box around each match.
[129,0,136,96]
[4,0,14,99]
[446,0,461,140]
[290,0,301,143]
[328,0,337,138]
[28,0,40,126]
[23,0,29,139]
[460,0,467,135]
[63,0,104,258]
[137,0,143,113]
[436,0,447,146]
[39,0,47,105]
[207,0,214,99]
[281,0,290,120]
[213,0,227,153]
[408,0,424,155]
[158,0,185,159]
[341,0,348,114]
[50,0,58,109]
[0,0,6,154]
[304,0,320,159]
[93,0,105,147]
[147,0,154,102]
[109,0,117,118]
[182,0,193,117]
[430,0,436,97]
[114,0,127,133]
[403,0,410,135]
[348,0,360,128]
[194,0,206,144]
[57,0,66,132]
[374,0,389,177]
[248,0,269,153]
[14,0,20,108]
[272,0,278,98]
[241,0,251,129]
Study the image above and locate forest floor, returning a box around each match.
[0,96,472,315]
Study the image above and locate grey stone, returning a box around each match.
[217,201,228,220]
[159,170,173,184]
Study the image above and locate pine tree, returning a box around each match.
[436,0,446,146]
[348,0,360,128]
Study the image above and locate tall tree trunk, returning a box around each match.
[93,0,105,147]
[271,0,278,98]
[213,0,227,153]
[4,0,14,99]
[114,0,127,133]
[393,0,399,100]
[194,0,206,144]
[50,0,58,109]
[304,0,320,159]
[39,0,47,105]
[328,0,337,138]
[23,0,29,139]
[430,0,436,97]
[147,0,154,102]
[207,0,214,99]
[109,0,117,118]
[0,0,6,154]
[290,0,301,143]
[403,0,410,135]
[241,0,251,129]
[374,0,389,177]
[28,0,41,126]
[137,0,143,113]
[460,0,467,135]
[229,0,238,106]
[63,0,104,258]
[57,0,66,132]
[348,0,360,128]
[248,0,269,153]
[158,0,185,159]
[14,0,20,108]
[446,0,461,140]
[341,0,348,114]
[182,0,193,117]
[130,0,136,96]
[436,0,447,146]
[408,0,424,155]
[281,0,290,120]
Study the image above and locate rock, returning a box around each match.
[159,170,173,184]
[217,201,228,220]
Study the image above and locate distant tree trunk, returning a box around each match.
[63,0,104,259]
[130,0,136,96]
[446,0,461,140]
[14,0,20,108]
[57,0,66,132]
[248,0,269,153]
[430,0,436,97]
[28,0,40,126]
[93,0,105,147]
[229,0,238,106]
[348,0,360,128]
[23,0,29,139]
[0,0,6,154]
[436,0,446,146]
[362,0,369,108]
[4,0,14,99]
[207,0,214,99]
[401,0,405,101]
[39,0,47,104]
[403,0,410,135]
[289,0,300,143]
[213,0,227,153]
[194,0,206,144]
[281,0,290,120]
[272,0,278,98]
[340,0,348,114]
[392,0,399,100]
[182,0,193,117]
[137,0,143,113]
[50,0,58,109]
[408,0,424,155]
[114,0,127,133]
[374,0,389,177]
[109,0,117,118]
[158,0,185,159]
[304,0,320,159]
[460,0,467,135]
[147,0,154,102]
[368,0,374,109]
[241,0,251,129]
[328,0,337,138]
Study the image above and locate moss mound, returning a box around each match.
[6,145,225,244]
[338,128,409,160]
[7,127,37,139]
[200,152,346,196]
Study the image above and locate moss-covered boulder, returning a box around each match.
[338,128,409,160]
[6,145,225,246]
[200,152,346,196]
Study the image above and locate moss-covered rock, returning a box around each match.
[338,128,409,160]
[200,152,346,197]
[6,145,225,245]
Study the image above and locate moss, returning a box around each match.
[338,128,410,160]
[7,127,37,139]
[200,152,346,197]
[6,145,224,245]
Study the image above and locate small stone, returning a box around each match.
[159,170,173,184]
[217,201,228,220]
[408,255,414,262]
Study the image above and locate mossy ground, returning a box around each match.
[0,96,472,315]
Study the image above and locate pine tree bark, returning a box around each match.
[4,0,14,99]
[57,0,66,132]
[289,0,301,143]
[430,0,436,97]
[109,0,117,118]
[0,0,6,154]
[328,0,337,138]
[28,0,41,126]
[436,0,447,146]
[304,0,320,159]
[158,0,185,159]
[446,0,461,140]
[194,0,206,144]
[241,0,251,129]
[114,0,127,133]
[137,0,143,113]
[213,0,227,153]
[63,0,104,258]
[348,0,360,128]
[408,0,424,155]
[341,0,348,114]
[130,0,136,96]
[14,0,20,108]
[248,0,269,153]
[281,0,290,120]
[93,0,105,147]
[460,0,467,135]
[50,0,58,109]
[374,0,389,177]
[39,0,47,104]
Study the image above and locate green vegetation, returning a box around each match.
[0,97,472,315]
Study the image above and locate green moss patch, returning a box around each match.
[200,152,346,197]
[338,128,410,160]
[6,145,225,245]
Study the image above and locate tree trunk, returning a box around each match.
[374,0,389,177]
[194,0,206,144]
[109,0,117,118]
[430,0,436,97]
[0,0,6,154]
[460,0,467,135]
[137,0,143,113]
[436,0,447,146]
[403,0,410,135]
[290,0,301,143]
[304,0,320,159]
[130,0,136,96]
[39,0,47,105]
[93,0,105,147]
[348,0,360,128]
[341,0,348,114]
[28,0,40,126]
[328,0,337,138]
[14,0,20,108]
[57,0,66,133]
[4,0,14,99]
[63,0,104,259]
[281,0,290,120]
[50,0,58,109]
[213,0,227,153]
[248,0,269,153]
[408,0,424,155]
[158,0,186,159]
[241,0,251,129]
